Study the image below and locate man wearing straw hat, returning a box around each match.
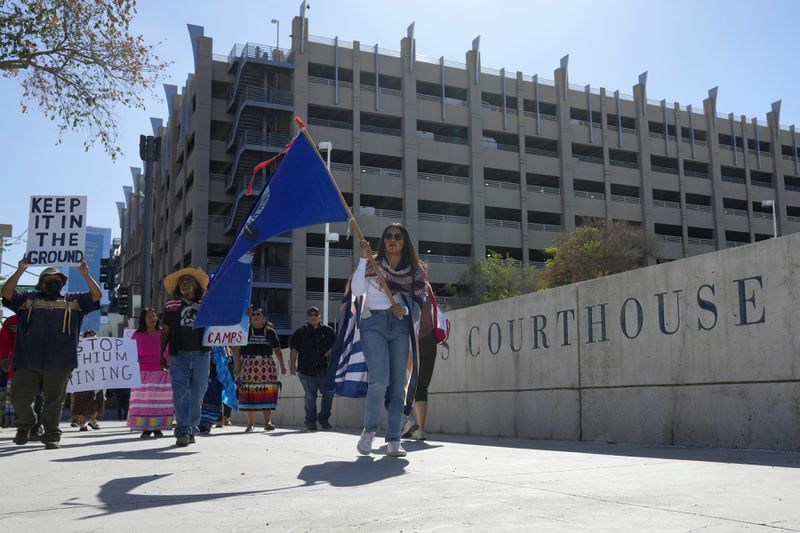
[1,257,101,449]
[160,267,211,447]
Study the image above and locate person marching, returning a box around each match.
[70,329,104,430]
[289,306,335,431]
[1,258,101,449]
[233,307,286,432]
[351,223,429,458]
[128,308,172,438]
[161,267,211,447]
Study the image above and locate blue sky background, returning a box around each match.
[2,0,798,281]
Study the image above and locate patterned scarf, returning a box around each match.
[365,258,428,299]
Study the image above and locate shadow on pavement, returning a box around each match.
[419,432,800,468]
[297,455,409,487]
[52,446,195,462]
[69,474,277,518]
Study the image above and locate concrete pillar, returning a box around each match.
[555,64,575,232]
[466,49,486,261]
[401,36,419,244]
[703,97,724,250]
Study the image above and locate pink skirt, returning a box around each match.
[127,370,173,431]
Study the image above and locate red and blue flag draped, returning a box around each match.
[196,130,350,327]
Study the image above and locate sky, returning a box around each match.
[2,0,799,282]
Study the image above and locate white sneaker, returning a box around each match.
[387,440,407,457]
[357,429,375,455]
[410,428,426,440]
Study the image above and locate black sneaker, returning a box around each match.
[140,431,152,439]
[13,428,29,445]
[43,441,60,450]
[153,430,164,437]
[305,423,318,431]
[189,435,196,444]
[319,421,332,430]
[175,434,190,447]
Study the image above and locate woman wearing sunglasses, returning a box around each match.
[233,307,286,432]
[351,223,429,457]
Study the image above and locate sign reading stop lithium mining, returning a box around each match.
[25,195,87,266]
[67,336,142,393]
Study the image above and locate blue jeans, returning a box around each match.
[298,372,333,425]
[169,351,211,436]
[359,309,410,442]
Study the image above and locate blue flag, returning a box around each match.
[196,130,350,327]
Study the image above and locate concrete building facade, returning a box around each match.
[117,15,800,335]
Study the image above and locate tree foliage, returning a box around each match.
[540,219,660,289]
[0,0,169,158]
[454,252,541,305]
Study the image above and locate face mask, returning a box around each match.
[43,279,63,296]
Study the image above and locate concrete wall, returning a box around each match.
[272,232,800,450]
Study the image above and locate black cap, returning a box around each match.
[306,306,320,315]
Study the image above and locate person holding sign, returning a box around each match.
[161,268,210,448]
[129,308,172,438]
[1,258,101,449]
[351,224,429,458]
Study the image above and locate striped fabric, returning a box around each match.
[127,370,173,431]
[327,291,424,415]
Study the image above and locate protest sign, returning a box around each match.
[25,195,87,266]
[67,336,141,393]
[203,323,248,346]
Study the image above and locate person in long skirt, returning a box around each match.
[71,330,104,431]
[128,309,172,438]
[233,308,286,432]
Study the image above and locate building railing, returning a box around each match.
[787,184,800,193]
[308,117,353,130]
[570,119,602,129]
[419,212,471,224]
[722,175,745,184]
[525,146,559,158]
[486,218,521,229]
[230,86,294,109]
[609,159,638,169]
[484,179,520,190]
[527,185,560,195]
[685,169,709,179]
[209,173,227,183]
[522,110,557,121]
[436,296,472,308]
[361,123,401,136]
[528,222,561,232]
[751,181,773,189]
[574,190,604,200]
[686,203,712,212]
[719,144,743,153]
[208,215,227,224]
[306,291,346,301]
[481,102,518,115]
[572,154,603,164]
[652,199,680,209]
[361,207,403,219]
[361,165,402,177]
[361,84,402,97]
[251,266,292,284]
[607,125,638,135]
[726,241,748,248]
[418,172,470,185]
[529,261,547,269]
[234,130,293,150]
[611,194,640,204]
[687,237,714,246]
[416,131,469,145]
[306,247,353,257]
[308,75,352,88]
[419,253,472,264]
[723,208,747,217]
[657,234,682,243]
[787,215,800,223]
[747,149,772,157]
[753,212,772,219]
[651,165,679,175]
[227,42,294,66]
[330,162,353,172]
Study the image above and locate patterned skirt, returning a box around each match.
[127,370,173,431]
[2,379,13,427]
[238,355,279,411]
[200,377,222,428]
[71,390,105,417]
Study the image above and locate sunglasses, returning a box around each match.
[384,232,404,241]
[307,312,320,317]
[252,312,264,317]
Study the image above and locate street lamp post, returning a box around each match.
[271,19,279,51]
[762,200,778,238]
[318,141,334,325]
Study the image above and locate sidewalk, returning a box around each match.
[1,422,799,532]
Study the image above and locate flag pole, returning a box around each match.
[298,124,399,308]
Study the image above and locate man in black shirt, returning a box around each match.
[289,306,335,431]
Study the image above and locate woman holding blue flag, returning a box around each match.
[351,223,429,458]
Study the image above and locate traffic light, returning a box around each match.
[117,286,130,316]
[99,258,111,289]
